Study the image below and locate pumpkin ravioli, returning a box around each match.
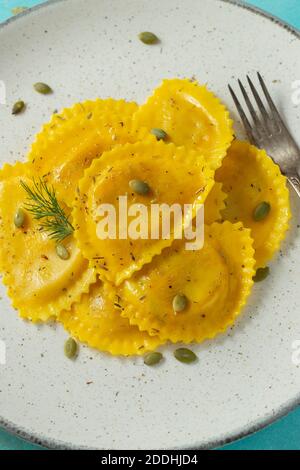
[28,99,147,206]
[59,279,162,356]
[216,140,291,267]
[204,182,227,225]
[121,222,255,343]
[29,98,138,140]
[0,162,96,322]
[133,78,234,170]
[73,140,214,286]
[49,98,138,129]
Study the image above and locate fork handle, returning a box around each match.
[288,175,300,198]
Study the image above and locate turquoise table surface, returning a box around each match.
[0,0,300,451]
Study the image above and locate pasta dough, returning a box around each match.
[133,78,234,170]
[121,222,255,343]
[73,140,214,285]
[216,140,291,267]
[0,162,96,322]
[60,280,162,356]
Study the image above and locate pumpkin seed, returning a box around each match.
[138,31,159,45]
[129,179,150,195]
[14,208,25,228]
[12,100,26,115]
[151,128,168,141]
[56,244,70,260]
[33,82,53,94]
[172,293,188,312]
[253,201,271,221]
[174,348,197,364]
[253,266,270,282]
[144,352,163,366]
[64,337,78,359]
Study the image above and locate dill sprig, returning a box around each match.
[20,178,74,243]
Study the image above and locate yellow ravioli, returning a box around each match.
[204,182,227,225]
[50,98,138,128]
[0,162,96,322]
[121,222,255,343]
[31,98,138,137]
[216,140,291,267]
[73,140,214,286]
[28,99,145,206]
[133,78,234,170]
[59,280,163,356]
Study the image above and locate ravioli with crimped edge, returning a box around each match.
[29,98,138,144]
[132,78,234,171]
[216,140,291,268]
[59,279,163,356]
[0,162,96,322]
[72,139,214,286]
[28,99,147,206]
[120,222,255,343]
[47,98,138,131]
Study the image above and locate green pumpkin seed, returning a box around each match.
[172,293,188,312]
[129,179,150,195]
[64,337,78,359]
[14,208,25,228]
[174,348,197,364]
[12,100,26,115]
[253,266,270,282]
[253,201,271,221]
[34,82,53,94]
[138,32,159,45]
[56,244,70,260]
[151,128,168,141]
[144,352,163,366]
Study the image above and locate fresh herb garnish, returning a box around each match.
[20,178,74,243]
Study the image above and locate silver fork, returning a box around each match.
[228,72,300,198]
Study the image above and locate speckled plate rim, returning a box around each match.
[0,0,300,450]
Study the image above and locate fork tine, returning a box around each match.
[228,84,254,142]
[246,75,269,122]
[257,72,284,130]
[238,79,261,127]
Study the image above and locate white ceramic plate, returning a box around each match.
[0,0,300,450]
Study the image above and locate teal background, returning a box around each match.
[0,0,299,450]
